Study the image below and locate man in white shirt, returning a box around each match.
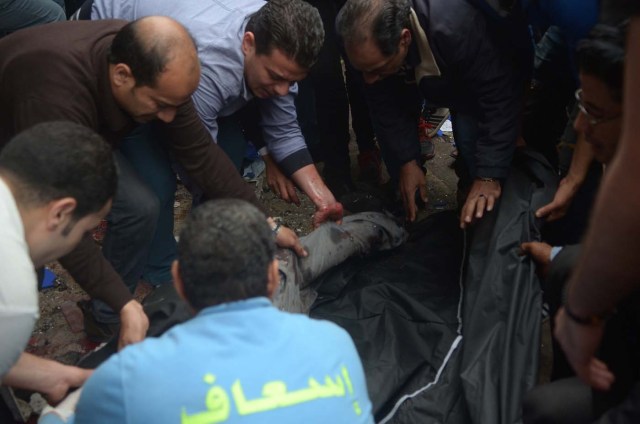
[0,121,116,403]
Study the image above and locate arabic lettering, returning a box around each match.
[181,374,230,424]
[181,366,361,422]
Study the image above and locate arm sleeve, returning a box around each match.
[258,87,313,176]
[445,21,524,179]
[0,311,37,379]
[10,98,133,312]
[362,73,423,167]
[58,235,133,312]
[164,101,268,215]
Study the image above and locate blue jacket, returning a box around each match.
[71,298,373,424]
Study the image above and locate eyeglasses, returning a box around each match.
[575,88,621,127]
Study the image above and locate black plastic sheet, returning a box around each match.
[310,149,557,423]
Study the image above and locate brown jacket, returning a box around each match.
[0,20,265,311]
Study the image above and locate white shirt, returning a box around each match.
[0,178,38,378]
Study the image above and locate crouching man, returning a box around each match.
[0,122,116,402]
[42,199,374,423]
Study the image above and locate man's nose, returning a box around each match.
[274,81,290,96]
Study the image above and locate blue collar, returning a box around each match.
[197,297,272,317]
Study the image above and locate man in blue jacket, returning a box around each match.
[337,0,526,226]
[41,199,373,424]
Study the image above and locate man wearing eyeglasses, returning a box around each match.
[520,24,631,424]
[534,36,623,222]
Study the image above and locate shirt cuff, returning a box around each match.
[277,149,314,176]
[550,246,563,261]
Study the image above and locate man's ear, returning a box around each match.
[111,63,135,88]
[46,198,76,231]
[266,259,280,299]
[241,31,256,56]
[399,28,412,48]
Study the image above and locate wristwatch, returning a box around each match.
[271,222,282,237]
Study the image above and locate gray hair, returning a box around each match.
[336,0,411,56]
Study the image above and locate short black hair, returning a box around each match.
[177,199,276,310]
[0,121,117,220]
[577,23,627,102]
[245,0,324,69]
[336,0,411,56]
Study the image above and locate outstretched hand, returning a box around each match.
[399,161,428,222]
[536,176,580,221]
[263,154,300,205]
[460,179,501,229]
[520,241,552,278]
[275,225,308,257]
[118,300,149,351]
[313,202,344,228]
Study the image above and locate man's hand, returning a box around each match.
[460,178,501,229]
[275,225,308,257]
[536,175,581,221]
[399,161,428,222]
[313,202,344,229]
[2,353,92,406]
[44,367,91,406]
[263,154,300,205]
[118,300,149,350]
[554,308,614,391]
[520,241,552,279]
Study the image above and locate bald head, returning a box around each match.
[108,16,199,87]
[336,0,410,57]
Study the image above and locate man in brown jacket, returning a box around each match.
[0,16,306,348]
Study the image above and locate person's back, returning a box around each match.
[0,20,127,145]
[70,199,373,423]
[76,299,371,423]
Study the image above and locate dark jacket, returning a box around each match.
[361,0,525,179]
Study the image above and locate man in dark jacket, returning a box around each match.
[336,0,525,225]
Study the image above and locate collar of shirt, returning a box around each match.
[197,297,272,318]
[407,7,441,82]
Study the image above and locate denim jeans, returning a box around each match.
[93,124,177,323]
[0,0,65,36]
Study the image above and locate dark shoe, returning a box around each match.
[78,300,119,343]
